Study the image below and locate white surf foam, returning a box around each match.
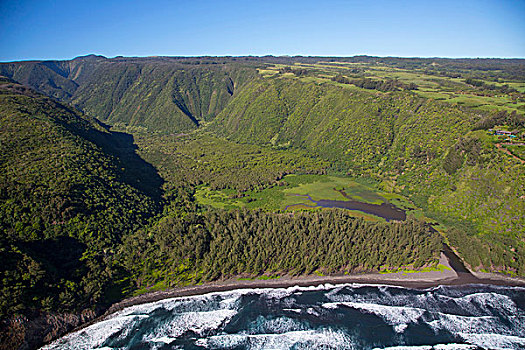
[458,332,525,350]
[433,345,478,350]
[40,314,147,350]
[372,345,477,350]
[323,301,425,333]
[196,328,355,349]
[373,346,433,350]
[282,308,302,313]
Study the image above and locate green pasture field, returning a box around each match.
[283,175,384,203]
[195,174,420,222]
[261,62,524,115]
[257,68,279,76]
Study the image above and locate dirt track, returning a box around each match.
[495,143,525,163]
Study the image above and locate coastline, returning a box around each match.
[39,251,525,349]
[98,251,525,324]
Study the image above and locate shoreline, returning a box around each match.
[95,251,525,323]
[104,272,525,317]
[43,252,525,348]
[104,269,525,317]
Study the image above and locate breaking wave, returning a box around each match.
[41,284,525,350]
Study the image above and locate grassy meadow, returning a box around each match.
[195,174,424,222]
[258,61,525,115]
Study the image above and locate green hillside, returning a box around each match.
[211,75,525,275]
[0,57,257,133]
[0,77,160,318]
[70,63,255,132]
[211,78,476,173]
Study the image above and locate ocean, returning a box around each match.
[41,283,525,350]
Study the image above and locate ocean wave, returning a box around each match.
[322,301,425,333]
[40,314,147,350]
[245,315,308,335]
[41,292,242,349]
[428,313,525,337]
[325,285,521,318]
[195,328,356,349]
[40,284,525,350]
[142,309,238,342]
[372,345,478,350]
[322,297,524,343]
[458,332,525,349]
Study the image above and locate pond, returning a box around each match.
[285,193,406,221]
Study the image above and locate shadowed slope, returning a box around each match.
[0,77,162,325]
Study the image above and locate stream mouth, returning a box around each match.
[442,244,470,273]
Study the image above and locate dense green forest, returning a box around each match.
[121,209,441,293]
[0,55,524,349]
[0,77,160,318]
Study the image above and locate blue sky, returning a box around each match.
[0,0,524,61]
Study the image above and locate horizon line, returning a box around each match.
[2,53,525,64]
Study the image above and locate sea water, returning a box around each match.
[41,284,525,350]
